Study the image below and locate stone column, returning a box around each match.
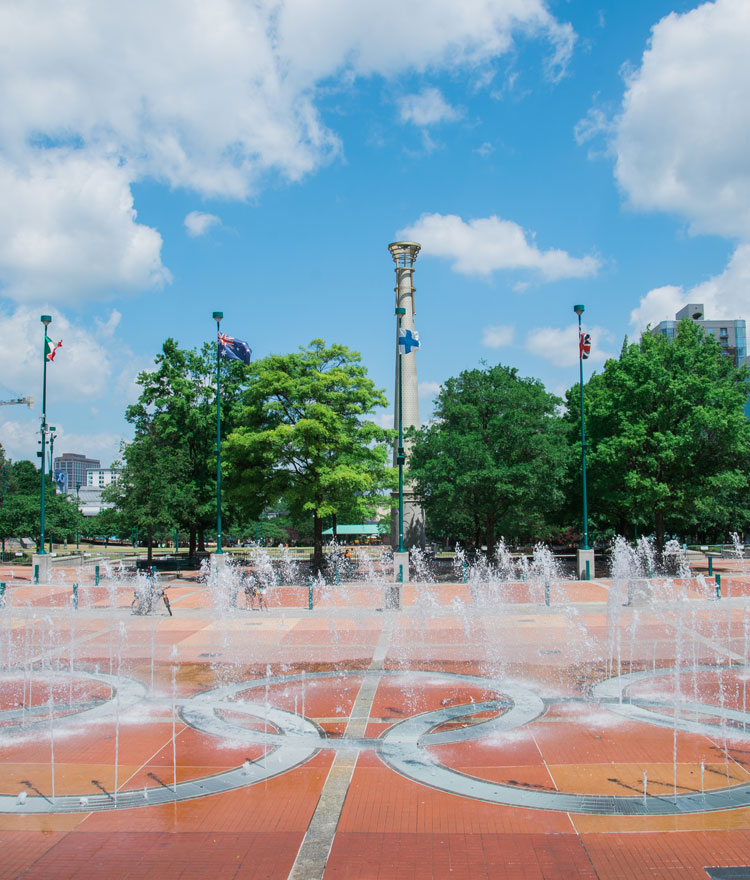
[389,241,426,556]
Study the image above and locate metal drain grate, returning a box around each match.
[705,869,750,879]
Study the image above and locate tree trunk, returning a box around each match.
[332,513,338,543]
[486,515,495,557]
[198,530,205,553]
[474,514,481,551]
[654,510,665,552]
[189,526,197,558]
[313,513,324,575]
[147,524,153,564]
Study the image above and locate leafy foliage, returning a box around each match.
[114,338,249,555]
[224,339,392,572]
[0,458,83,548]
[568,320,750,547]
[408,364,569,549]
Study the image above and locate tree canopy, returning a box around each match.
[0,458,83,550]
[408,363,569,549]
[568,320,750,548]
[223,339,392,572]
[114,337,249,555]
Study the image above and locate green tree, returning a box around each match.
[570,320,750,548]
[107,431,187,563]
[408,364,569,550]
[224,340,392,573]
[0,459,82,549]
[124,338,249,555]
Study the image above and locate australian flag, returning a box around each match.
[398,328,421,355]
[579,332,591,360]
[218,332,252,365]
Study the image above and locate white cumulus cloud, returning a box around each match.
[398,88,461,126]
[0,153,169,304]
[630,243,750,334]
[482,324,515,348]
[525,323,614,367]
[0,305,114,401]
[0,0,574,304]
[613,0,750,239]
[0,418,123,467]
[185,211,222,237]
[418,381,442,397]
[400,213,600,280]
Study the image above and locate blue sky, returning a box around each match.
[1,0,748,466]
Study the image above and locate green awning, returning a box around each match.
[322,524,386,536]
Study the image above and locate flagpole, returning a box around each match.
[39,315,52,555]
[574,305,590,551]
[213,311,224,555]
[395,307,406,554]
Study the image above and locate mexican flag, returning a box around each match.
[45,335,62,362]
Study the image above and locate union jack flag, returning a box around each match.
[579,332,591,360]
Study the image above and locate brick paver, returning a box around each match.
[1,565,750,877]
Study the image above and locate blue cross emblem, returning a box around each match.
[398,328,420,354]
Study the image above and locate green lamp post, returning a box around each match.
[395,306,406,554]
[48,426,56,553]
[1,460,9,555]
[574,305,590,553]
[48,427,57,486]
[213,311,224,555]
[39,315,52,555]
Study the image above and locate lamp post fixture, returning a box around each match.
[395,306,406,554]
[212,311,224,555]
[574,304,590,557]
[39,315,52,555]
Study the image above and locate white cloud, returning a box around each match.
[184,211,222,237]
[398,88,461,126]
[0,0,572,199]
[573,106,613,147]
[52,429,124,469]
[630,243,750,334]
[525,323,614,367]
[418,381,442,397]
[400,213,600,280]
[0,417,123,467]
[0,305,114,401]
[368,411,395,430]
[0,1,574,304]
[94,309,122,338]
[0,153,169,304]
[475,141,495,157]
[482,324,515,348]
[613,0,750,239]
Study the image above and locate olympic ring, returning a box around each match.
[591,664,750,740]
[4,666,750,815]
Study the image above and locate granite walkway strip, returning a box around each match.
[288,611,394,880]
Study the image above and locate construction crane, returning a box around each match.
[0,396,33,408]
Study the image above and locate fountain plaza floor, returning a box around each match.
[1,561,750,878]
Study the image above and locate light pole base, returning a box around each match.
[393,551,409,584]
[210,552,227,571]
[576,549,595,581]
[32,553,52,584]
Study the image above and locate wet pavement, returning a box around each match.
[1,563,750,878]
